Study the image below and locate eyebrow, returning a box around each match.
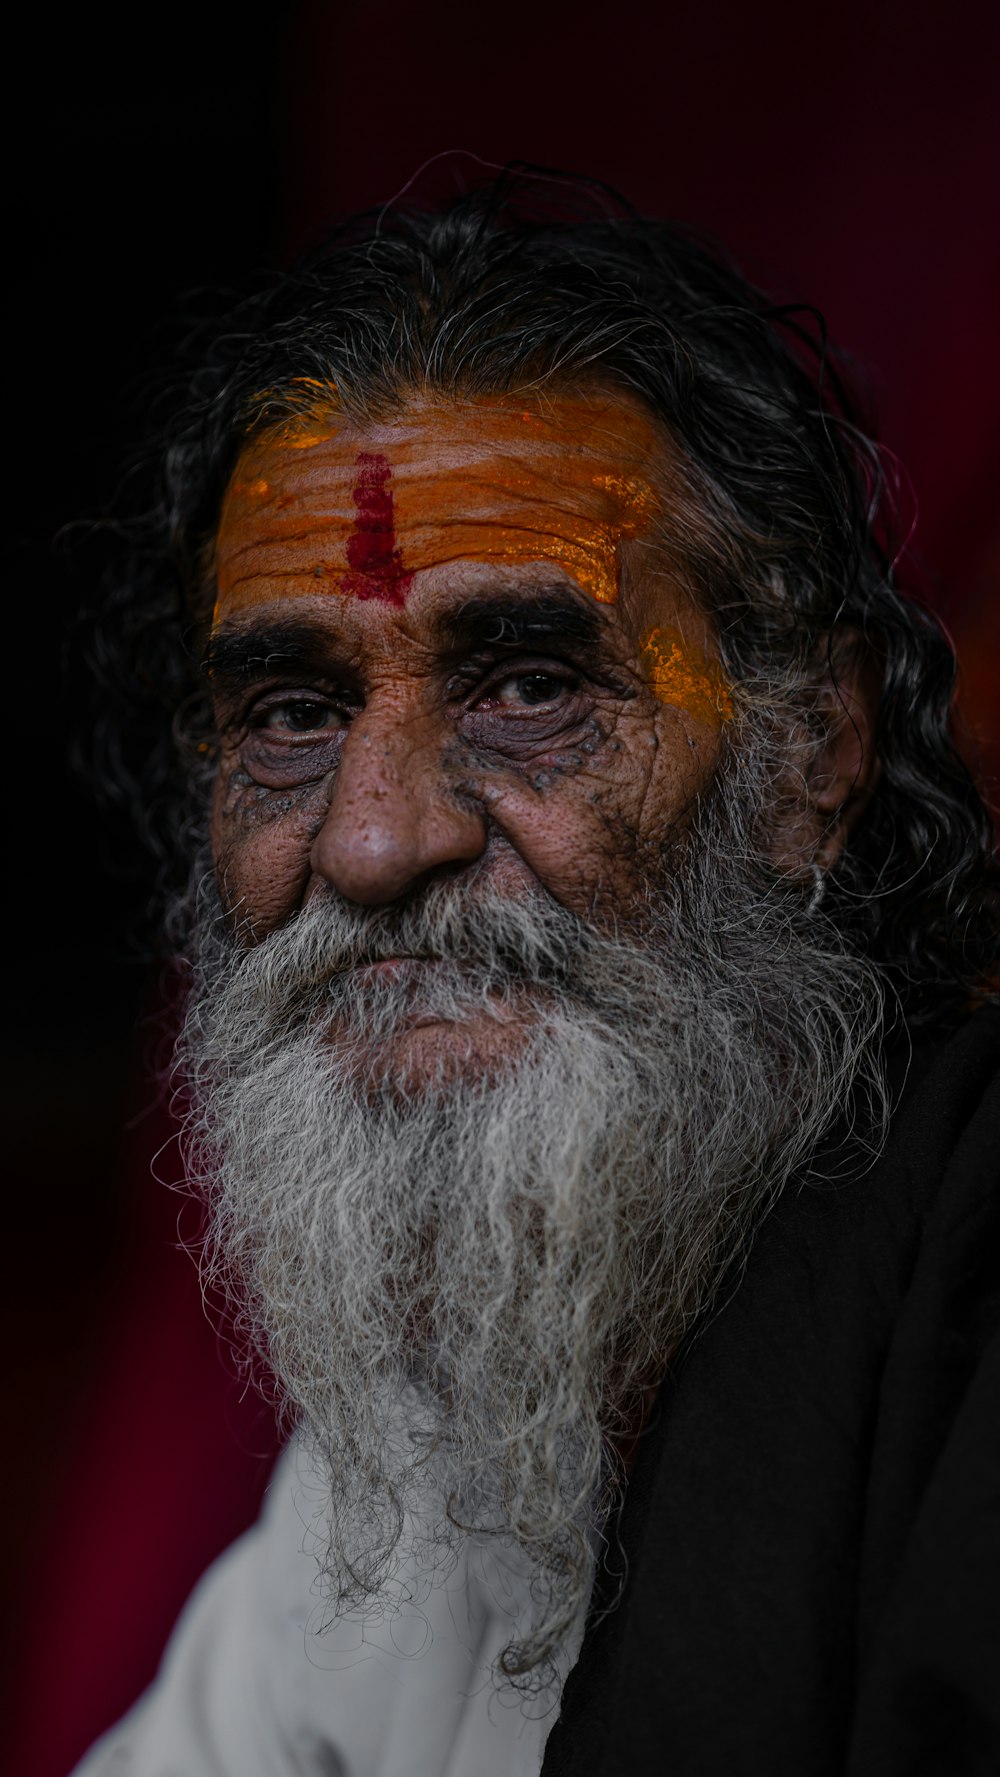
[437,588,606,654]
[203,618,335,684]
[203,587,610,690]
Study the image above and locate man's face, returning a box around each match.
[208,389,732,1084]
[191,387,884,1668]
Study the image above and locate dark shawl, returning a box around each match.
[543,1003,1000,1777]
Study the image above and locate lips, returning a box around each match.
[348,956,432,984]
[332,956,479,1037]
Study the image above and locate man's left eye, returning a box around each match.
[261,699,335,732]
[492,673,570,707]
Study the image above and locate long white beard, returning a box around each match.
[176,780,887,1684]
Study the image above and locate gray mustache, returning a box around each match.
[240,884,590,995]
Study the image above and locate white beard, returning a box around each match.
[176,778,886,1685]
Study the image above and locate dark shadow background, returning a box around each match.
[5,4,998,1772]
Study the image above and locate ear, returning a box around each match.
[768,629,881,875]
[810,630,882,868]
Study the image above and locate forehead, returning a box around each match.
[212,389,670,630]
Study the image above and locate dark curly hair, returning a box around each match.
[85,168,999,1023]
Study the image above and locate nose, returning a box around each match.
[310,705,487,906]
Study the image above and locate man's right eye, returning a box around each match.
[260,699,337,733]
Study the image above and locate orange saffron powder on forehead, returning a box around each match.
[639,626,734,726]
[213,393,665,627]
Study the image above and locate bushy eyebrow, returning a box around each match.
[437,588,606,654]
[203,587,609,699]
[203,619,335,685]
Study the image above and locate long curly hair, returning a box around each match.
[84,169,999,1022]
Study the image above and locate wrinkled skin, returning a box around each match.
[208,391,874,1084]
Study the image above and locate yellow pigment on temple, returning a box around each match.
[640,625,734,726]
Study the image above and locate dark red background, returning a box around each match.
[7,3,998,1772]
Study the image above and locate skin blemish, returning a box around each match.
[639,625,734,728]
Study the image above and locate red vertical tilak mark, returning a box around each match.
[340,451,413,605]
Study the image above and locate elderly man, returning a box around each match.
[78,179,999,1776]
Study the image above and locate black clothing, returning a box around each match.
[543,1004,1000,1777]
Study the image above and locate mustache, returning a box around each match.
[216,876,603,1002]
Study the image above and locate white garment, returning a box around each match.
[74,1442,586,1777]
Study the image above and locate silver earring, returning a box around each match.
[806,864,826,916]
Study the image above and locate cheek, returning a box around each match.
[211,767,330,937]
[647,702,724,806]
[480,708,722,913]
[446,754,647,919]
[632,706,726,869]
